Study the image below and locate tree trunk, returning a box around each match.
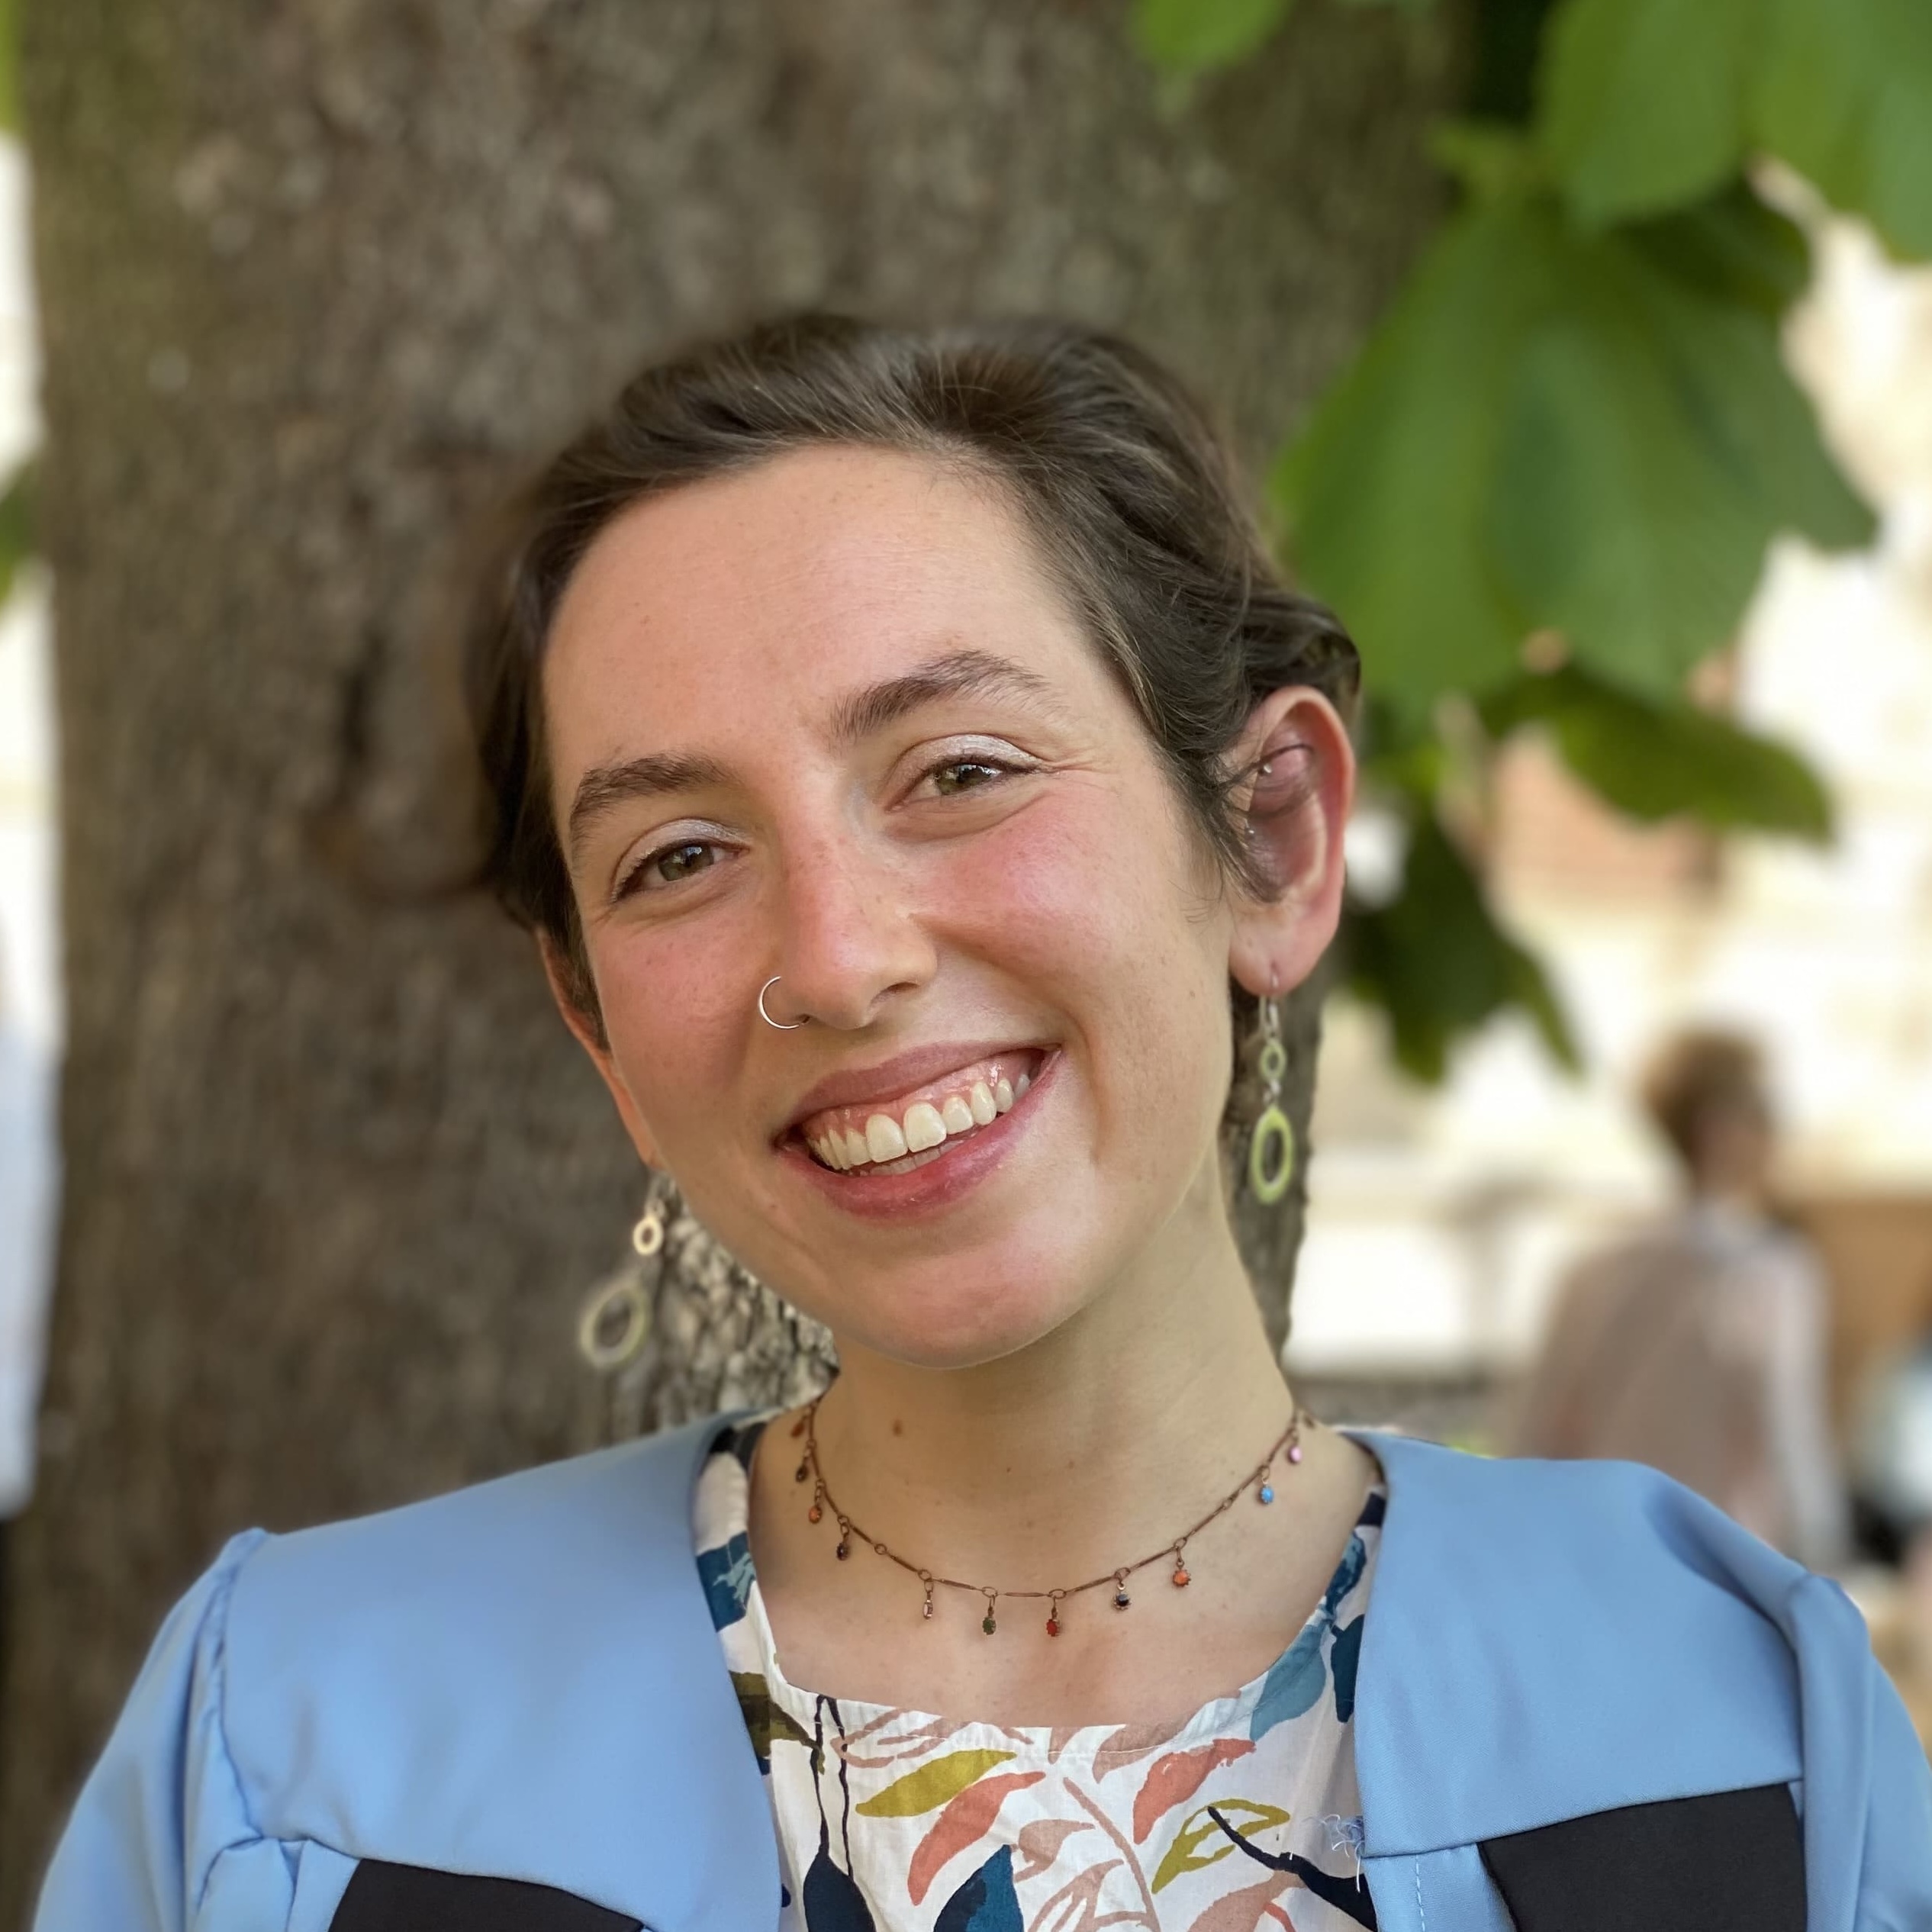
[0,0,1460,1907]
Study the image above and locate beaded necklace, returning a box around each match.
[791,1399,1305,1637]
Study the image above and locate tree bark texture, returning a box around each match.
[0,0,1461,1907]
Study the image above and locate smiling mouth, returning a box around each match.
[792,1049,1047,1177]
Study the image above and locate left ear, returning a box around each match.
[1225,687,1356,1000]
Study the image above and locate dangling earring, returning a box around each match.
[630,1203,665,1257]
[578,1196,665,1373]
[1247,988,1296,1206]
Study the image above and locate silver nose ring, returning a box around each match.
[758,975,804,1031]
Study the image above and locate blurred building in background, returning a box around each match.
[1293,208,1932,1468]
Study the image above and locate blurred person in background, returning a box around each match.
[1512,1028,1848,1571]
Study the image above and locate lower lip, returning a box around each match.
[781,1052,1060,1222]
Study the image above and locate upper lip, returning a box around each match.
[781,1038,1047,1135]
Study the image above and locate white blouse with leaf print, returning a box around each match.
[693,1416,1384,1932]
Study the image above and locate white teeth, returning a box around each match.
[810,1063,1039,1174]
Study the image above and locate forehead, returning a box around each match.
[541,444,1094,774]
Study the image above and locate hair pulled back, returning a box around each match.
[466,314,1359,1019]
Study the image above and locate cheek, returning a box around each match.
[939,783,1231,1103]
[588,916,749,1133]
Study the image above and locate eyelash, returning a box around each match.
[610,751,1033,903]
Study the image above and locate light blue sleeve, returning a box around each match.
[33,1531,281,1932]
[1858,1652,1932,1932]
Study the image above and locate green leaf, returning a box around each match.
[1280,186,1870,718]
[1151,1799,1293,1893]
[1130,0,1295,76]
[1539,0,1752,227]
[1486,217,1873,699]
[1429,119,1547,201]
[1488,307,1766,700]
[855,1749,1016,1818]
[1481,662,1832,837]
[729,1670,813,1766]
[0,0,14,134]
[0,462,35,604]
[1277,198,1558,718]
[1344,814,1578,1082]
[1621,182,1810,318]
[1753,0,1932,261]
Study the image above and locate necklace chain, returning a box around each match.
[791,1399,1306,1637]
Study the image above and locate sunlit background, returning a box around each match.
[1294,195,1932,1446]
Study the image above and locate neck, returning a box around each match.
[809,1169,1296,1591]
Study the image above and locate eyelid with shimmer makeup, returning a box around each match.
[605,737,1048,906]
[607,819,744,906]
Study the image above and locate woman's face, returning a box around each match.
[543,446,1290,1369]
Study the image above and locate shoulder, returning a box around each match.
[219,1419,729,1805]
[37,1418,771,1930]
[1362,1431,1819,1643]
[230,1418,716,1641]
[147,1417,765,1926]
[1354,1436,1817,1847]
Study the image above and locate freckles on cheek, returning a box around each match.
[942,792,1200,1021]
[592,934,743,1126]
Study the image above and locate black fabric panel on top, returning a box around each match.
[330,1860,643,1932]
[1479,1783,1804,1932]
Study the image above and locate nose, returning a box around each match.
[768,828,935,1032]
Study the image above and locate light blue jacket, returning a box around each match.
[34,1420,1932,1930]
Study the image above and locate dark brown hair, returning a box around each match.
[466,314,1359,1022]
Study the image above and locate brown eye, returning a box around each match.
[931,760,1005,797]
[651,842,716,885]
[620,840,720,899]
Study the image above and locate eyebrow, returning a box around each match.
[827,648,1062,746]
[566,751,733,859]
[565,648,1062,861]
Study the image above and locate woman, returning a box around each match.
[36,319,1930,1932]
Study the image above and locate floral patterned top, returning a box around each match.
[694,1417,1385,1932]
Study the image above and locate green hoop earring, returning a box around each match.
[1247,999,1296,1206]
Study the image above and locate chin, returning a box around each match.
[816,1260,1095,1373]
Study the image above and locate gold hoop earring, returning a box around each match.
[631,1205,665,1257]
[1248,994,1296,1206]
[578,1274,651,1371]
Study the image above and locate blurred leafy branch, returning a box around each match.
[1137,0,1930,1080]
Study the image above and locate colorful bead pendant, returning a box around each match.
[982,1614,997,1636]
[1114,1589,1131,1609]
[1171,1560,1190,1588]
[835,1540,850,1560]
[1257,1483,1274,1504]
[807,1503,823,1523]
[794,1460,810,1483]
[1046,1615,1061,1637]
[1287,1443,1303,1463]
